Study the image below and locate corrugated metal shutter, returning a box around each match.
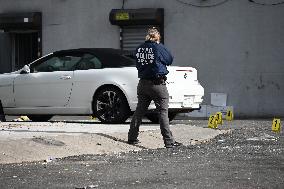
[122,26,148,51]
[122,25,162,51]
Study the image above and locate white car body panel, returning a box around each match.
[14,71,73,107]
[0,53,204,117]
[0,73,15,107]
[68,67,138,114]
[165,66,204,110]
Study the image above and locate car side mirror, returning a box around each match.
[20,65,30,74]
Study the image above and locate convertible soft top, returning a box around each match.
[51,48,135,68]
[53,48,132,56]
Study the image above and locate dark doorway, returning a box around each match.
[0,32,12,73]
[0,12,42,73]
[12,32,39,71]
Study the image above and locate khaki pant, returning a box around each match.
[128,79,175,146]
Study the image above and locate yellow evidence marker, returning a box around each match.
[226,109,234,121]
[272,118,281,133]
[13,116,30,121]
[90,116,96,120]
[215,112,223,125]
[208,114,218,129]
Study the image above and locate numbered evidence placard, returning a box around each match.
[208,115,218,129]
[215,112,223,125]
[226,109,233,121]
[272,118,281,132]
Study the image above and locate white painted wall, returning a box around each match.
[0,0,283,118]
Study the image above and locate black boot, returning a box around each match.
[165,141,183,148]
[127,139,140,145]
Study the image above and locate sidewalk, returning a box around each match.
[0,120,229,164]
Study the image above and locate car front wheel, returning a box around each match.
[93,87,131,124]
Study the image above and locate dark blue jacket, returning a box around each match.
[135,40,173,79]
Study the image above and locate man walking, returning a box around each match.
[128,27,182,148]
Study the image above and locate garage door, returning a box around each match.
[122,25,161,51]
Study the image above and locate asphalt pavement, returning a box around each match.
[0,119,283,189]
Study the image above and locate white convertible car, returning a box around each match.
[0,48,204,123]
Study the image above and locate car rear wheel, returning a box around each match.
[145,112,177,124]
[93,86,131,124]
[28,115,53,122]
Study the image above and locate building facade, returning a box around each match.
[0,0,283,118]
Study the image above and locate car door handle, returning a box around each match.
[60,75,72,80]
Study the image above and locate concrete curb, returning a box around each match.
[0,122,229,164]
